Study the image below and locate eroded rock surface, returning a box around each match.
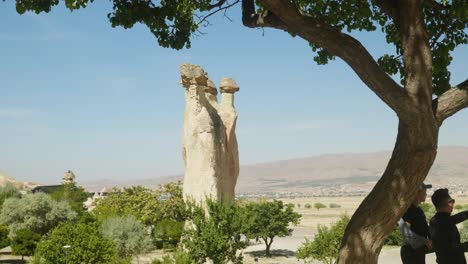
[180,64,239,203]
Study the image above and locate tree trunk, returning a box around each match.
[337,116,438,264]
[264,237,273,257]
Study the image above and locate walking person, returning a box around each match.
[399,183,433,264]
[430,188,468,264]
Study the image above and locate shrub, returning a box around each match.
[0,182,21,210]
[11,229,41,261]
[304,203,312,209]
[101,215,153,259]
[329,203,341,208]
[297,215,349,264]
[420,202,436,222]
[460,220,468,242]
[385,226,403,246]
[183,199,247,264]
[0,225,10,249]
[153,219,184,249]
[35,222,115,264]
[50,183,90,216]
[152,249,194,264]
[0,193,76,237]
[314,203,326,210]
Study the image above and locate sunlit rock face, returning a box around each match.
[180,63,240,203]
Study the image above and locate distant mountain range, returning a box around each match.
[0,171,37,190]
[2,146,467,194]
[79,145,468,194]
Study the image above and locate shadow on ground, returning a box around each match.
[0,260,25,263]
[246,249,296,258]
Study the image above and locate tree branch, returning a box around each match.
[435,79,468,125]
[197,0,240,27]
[423,0,451,12]
[241,0,287,30]
[393,1,434,109]
[252,0,413,121]
[372,0,398,20]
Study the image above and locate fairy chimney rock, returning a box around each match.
[180,64,208,87]
[219,78,239,93]
[180,63,240,203]
[63,170,76,184]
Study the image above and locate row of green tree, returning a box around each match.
[0,182,302,263]
[298,202,341,210]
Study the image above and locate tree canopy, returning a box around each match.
[0,193,76,237]
[35,222,116,264]
[11,228,41,261]
[50,183,90,216]
[93,182,185,226]
[243,200,301,256]
[100,215,153,259]
[9,0,467,96]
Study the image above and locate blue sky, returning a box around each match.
[1,1,467,184]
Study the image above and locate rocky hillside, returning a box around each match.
[79,146,468,194]
[0,171,36,189]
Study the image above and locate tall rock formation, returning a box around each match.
[180,63,240,203]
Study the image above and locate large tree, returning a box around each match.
[242,200,301,257]
[8,0,468,263]
[0,193,76,237]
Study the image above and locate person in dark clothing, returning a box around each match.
[429,188,468,264]
[400,183,433,264]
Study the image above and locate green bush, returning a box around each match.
[0,182,21,210]
[314,203,326,210]
[297,215,349,264]
[35,222,115,264]
[420,202,436,222]
[183,199,247,264]
[0,225,10,249]
[460,220,468,242]
[50,183,90,216]
[152,249,194,264]
[153,219,184,249]
[101,215,153,259]
[304,203,312,209]
[385,226,403,246]
[329,203,341,208]
[0,193,76,237]
[11,229,41,261]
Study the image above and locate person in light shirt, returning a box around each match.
[399,183,433,264]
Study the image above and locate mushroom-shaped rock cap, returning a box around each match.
[205,79,218,95]
[180,63,208,87]
[219,78,239,93]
